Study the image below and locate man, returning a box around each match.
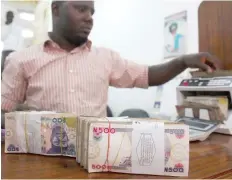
[1,10,15,42]
[1,10,15,75]
[1,1,222,128]
[1,7,24,79]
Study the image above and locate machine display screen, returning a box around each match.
[178,119,209,129]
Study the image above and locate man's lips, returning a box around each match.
[81,27,92,32]
[83,29,91,33]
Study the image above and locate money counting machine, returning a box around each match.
[176,76,232,141]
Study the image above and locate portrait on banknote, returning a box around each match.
[41,115,76,156]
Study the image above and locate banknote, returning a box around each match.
[86,119,189,176]
[5,111,52,154]
[83,119,132,169]
[176,103,225,121]
[77,116,130,167]
[190,70,232,78]
[185,96,228,119]
[76,116,99,164]
[82,117,152,168]
[5,112,24,153]
[2,129,5,142]
[164,124,189,176]
[41,113,77,157]
[81,117,174,169]
[87,121,165,175]
[5,111,77,157]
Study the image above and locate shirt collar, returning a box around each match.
[43,33,92,52]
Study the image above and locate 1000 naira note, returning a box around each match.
[5,111,77,157]
[41,113,77,156]
[5,111,52,154]
[87,120,189,176]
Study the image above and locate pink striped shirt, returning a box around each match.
[1,38,148,116]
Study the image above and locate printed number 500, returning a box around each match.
[92,164,112,170]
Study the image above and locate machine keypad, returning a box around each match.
[180,78,232,86]
[208,80,231,86]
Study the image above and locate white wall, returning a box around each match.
[90,0,163,116]
[1,1,36,51]
[156,0,203,118]
[90,0,203,117]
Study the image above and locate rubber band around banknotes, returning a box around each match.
[60,116,65,155]
[23,112,29,152]
[60,121,63,155]
[102,117,111,171]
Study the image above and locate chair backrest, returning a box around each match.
[107,106,113,117]
[119,109,149,118]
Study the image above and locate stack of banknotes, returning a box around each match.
[190,70,232,78]
[176,96,229,121]
[77,116,189,176]
[4,111,189,176]
[4,111,77,157]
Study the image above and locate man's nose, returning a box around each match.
[83,10,93,24]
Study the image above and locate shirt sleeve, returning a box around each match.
[109,50,149,88]
[1,53,27,111]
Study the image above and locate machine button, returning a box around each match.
[183,81,188,86]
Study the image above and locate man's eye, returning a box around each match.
[75,6,94,15]
[77,6,87,12]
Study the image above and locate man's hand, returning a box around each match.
[148,52,223,86]
[180,52,223,73]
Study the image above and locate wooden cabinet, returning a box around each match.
[198,1,232,70]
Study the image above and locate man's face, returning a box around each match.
[53,1,94,45]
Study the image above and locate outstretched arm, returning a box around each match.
[148,52,222,86]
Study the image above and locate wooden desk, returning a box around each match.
[2,133,232,179]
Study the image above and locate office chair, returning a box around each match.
[107,106,113,117]
[119,109,149,118]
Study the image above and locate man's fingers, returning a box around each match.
[201,52,222,70]
[197,61,213,73]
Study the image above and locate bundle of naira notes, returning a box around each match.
[4,111,77,157]
[4,111,189,177]
[77,116,189,176]
[176,96,229,121]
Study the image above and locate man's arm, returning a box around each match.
[148,57,186,86]
[109,50,148,88]
[148,52,222,86]
[109,50,221,88]
[1,53,27,128]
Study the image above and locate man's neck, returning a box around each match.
[48,32,77,52]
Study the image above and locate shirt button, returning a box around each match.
[69,70,73,73]
[70,89,75,93]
